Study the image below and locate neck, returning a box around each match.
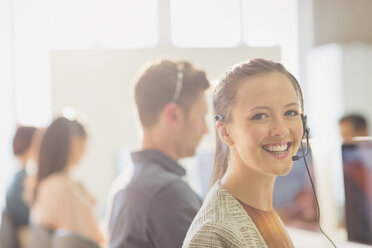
[221,153,276,211]
[17,155,29,169]
[142,128,179,161]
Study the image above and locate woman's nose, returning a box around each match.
[269,118,289,138]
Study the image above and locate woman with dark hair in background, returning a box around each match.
[31,117,104,245]
[4,126,37,248]
[6,126,37,228]
[183,59,305,247]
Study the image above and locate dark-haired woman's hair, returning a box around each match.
[13,126,37,156]
[34,117,86,201]
[209,58,304,189]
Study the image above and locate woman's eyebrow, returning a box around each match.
[249,106,270,112]
[249,103,299,112]
[284,102,299,108]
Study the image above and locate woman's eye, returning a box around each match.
[251,113,268,120]
[285,110,299,117]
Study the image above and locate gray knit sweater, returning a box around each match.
[183,182,268,248]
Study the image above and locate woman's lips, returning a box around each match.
[262,142,292,159]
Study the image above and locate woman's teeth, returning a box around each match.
[263,143,289,152]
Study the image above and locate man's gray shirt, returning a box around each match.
[108,149,202,248]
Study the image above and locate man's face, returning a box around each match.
[176,93,209,158]
[339,121,356,142]
[339,120,367,142]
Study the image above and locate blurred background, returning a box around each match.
[1,0,372,245]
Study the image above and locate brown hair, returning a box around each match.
[209,58,304,188]
[134,58,210,128]
[339,113,368,133]
[34,117,86,201]
[13,126,37,156]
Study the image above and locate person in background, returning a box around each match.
[183,59,306,248]
[339,114,368,142]
[6,126,36,228]
[31,117,105,245]
[107,58,210,248]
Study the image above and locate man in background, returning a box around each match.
[108,58,210,248]
[339,114,369,142]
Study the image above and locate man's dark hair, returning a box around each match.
[134,59,210,128]
[13,126,37,155]
[339,114,368,132]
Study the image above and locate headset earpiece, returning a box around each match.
[301,114,309,139]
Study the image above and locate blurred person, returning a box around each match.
[30,117,105,245]
[107,58,210,248]
[183,59,306,247]
[4,126,37,248]
[339,114,368,142]
[6,126,37,228]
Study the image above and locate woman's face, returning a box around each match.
[225,72,303,176]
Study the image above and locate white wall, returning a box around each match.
[0,0,16,207]
[343,43,372,131]
[12,0,52,126]
[307,44,344,232]
[50,47,281,212]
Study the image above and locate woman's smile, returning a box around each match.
[262,141,292,159]
[227,72,303,176]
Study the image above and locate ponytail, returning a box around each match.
[208,130,230,189]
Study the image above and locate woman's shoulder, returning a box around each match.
[38,172,79,197]
[39,172,70,188]
[40,173,88,195]
[199,182,248,221]
[39,172,95,204]
[183,184,246,244]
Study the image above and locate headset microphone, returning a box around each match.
[292,154,303,161]
[292,114,310,161]
[291,129,309,161]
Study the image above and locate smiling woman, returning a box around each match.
[183,59,305,248]
[226,72,303,177]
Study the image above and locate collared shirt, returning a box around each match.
[108,149,202,248]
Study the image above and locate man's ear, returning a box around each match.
[216,121,234,146]
[162,102,182,125]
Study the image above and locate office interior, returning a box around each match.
[1,0,372,247]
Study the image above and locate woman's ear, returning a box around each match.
[216,121,234,146]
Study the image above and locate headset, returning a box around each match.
[292,114,310,161]
[294,114,337,247]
